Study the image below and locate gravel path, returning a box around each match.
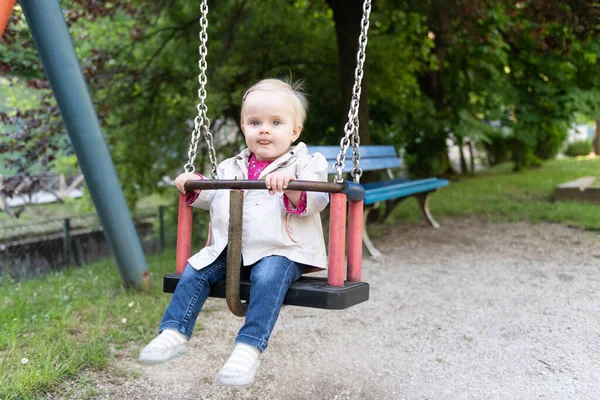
[80,219,600,399]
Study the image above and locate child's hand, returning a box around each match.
[174,172,200,194]
[265,171,296,195]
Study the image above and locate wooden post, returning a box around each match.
[63,218,72,267]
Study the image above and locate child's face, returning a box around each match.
[241,90,301,161]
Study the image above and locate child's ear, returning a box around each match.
[292,124,302,142]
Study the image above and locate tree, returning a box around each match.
[399,0,600,174]
[4,0,599,204]
[325,0,371,144]
[594,120,600,155]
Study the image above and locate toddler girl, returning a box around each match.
[139,78,329,388]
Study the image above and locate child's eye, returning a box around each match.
[251,120,260,126]
[272,120,281,126]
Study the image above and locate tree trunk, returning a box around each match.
[414,0,452,175]
[459,140,467,174]
[419,0,447,110]
[326,0,371,144]
[594,119,600,156]
[468,139,475,173]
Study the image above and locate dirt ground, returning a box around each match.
[71,218,600,399]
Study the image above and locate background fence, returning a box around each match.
[0,207,175,282]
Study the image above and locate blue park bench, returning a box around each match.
[308,145,449,257]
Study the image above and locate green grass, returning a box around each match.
[0,250,179,400]
[393,157,600,230]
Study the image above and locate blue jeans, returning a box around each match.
[159,250,305,352]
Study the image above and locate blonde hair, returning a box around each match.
[241,78,308,127]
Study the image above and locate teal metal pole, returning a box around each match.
[20,0,150,288]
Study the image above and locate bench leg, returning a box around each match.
[382,198,406,222]
[363,206,383,258]
[416,192,440,228]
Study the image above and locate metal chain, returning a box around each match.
[184,0,218,178]
[333,0,371,183]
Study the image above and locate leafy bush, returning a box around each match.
[564,140,592,157]
[534,122,568,161]
[482,130,512,166]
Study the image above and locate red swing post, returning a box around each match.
[328,194,364,286]
[176,194,193,274]
[347,199,364,282]
[327,193,347,287]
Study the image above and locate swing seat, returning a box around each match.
[163,274,369,310]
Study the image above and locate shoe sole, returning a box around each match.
[217,359,260,388]
[138,345,188,365]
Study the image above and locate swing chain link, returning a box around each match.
[184,0,218,178]
[333,0,371,184]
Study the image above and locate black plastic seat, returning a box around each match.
[163,274,369,310]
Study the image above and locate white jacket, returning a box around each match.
[187,142,329,270]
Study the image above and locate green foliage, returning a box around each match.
[402,1,600,173]
[564,139,593,157]
[90,0,346,205]
[481,128,512,166]
[533,121,568,160]
[0,4,44,80]
[368,5,436,148]
[2,0,600,196]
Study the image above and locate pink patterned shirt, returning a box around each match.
[186,153,307,214]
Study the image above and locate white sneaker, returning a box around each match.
[216,343,261,387]
[138,329,188,365]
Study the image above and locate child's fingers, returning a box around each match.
[274,175,284,192]
[265,173,296,193]
[282,176,293,190]
[175,177,189,193]
[265,175,272,190]
[265,176,276,195]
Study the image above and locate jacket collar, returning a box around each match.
[234,142,308,178]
